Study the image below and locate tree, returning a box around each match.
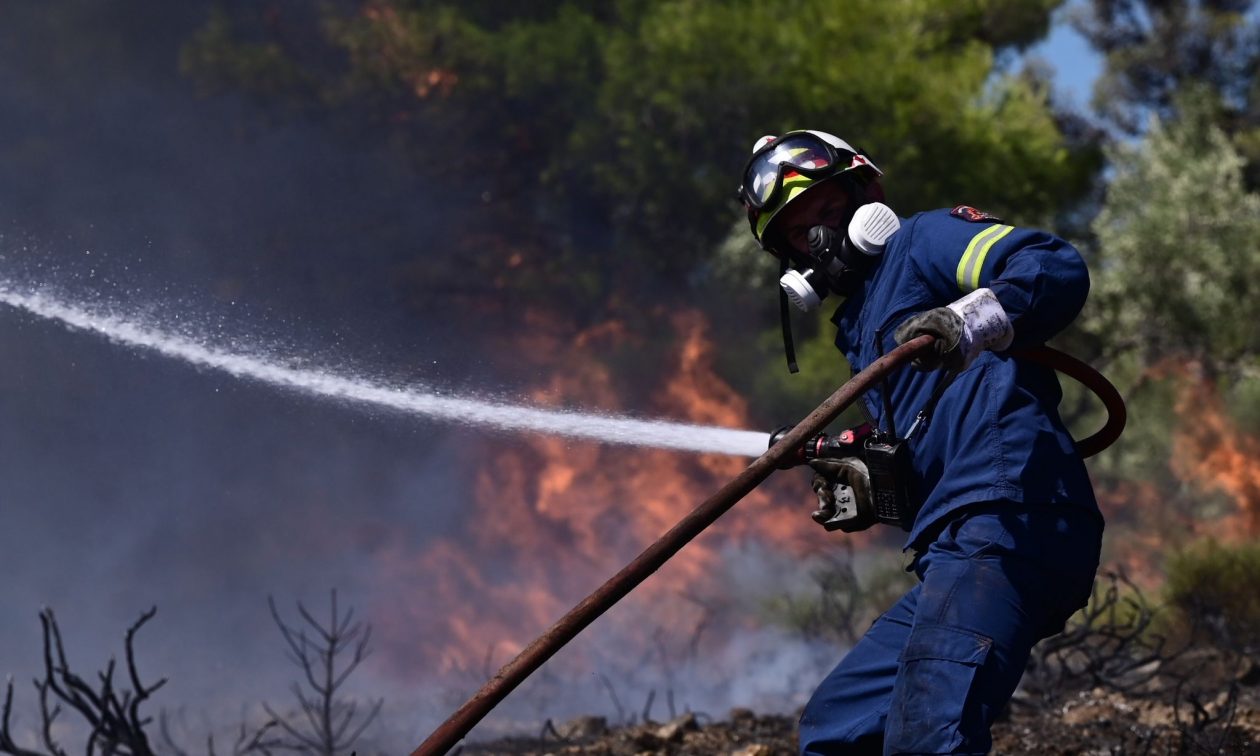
[1088,97,1260,374]
[259,591,383,756]
[1073,0,1260,181]
[0,608,164,756]
[1079,96,1260,536]
[182,1,1100,303]
[181,1,1102,419]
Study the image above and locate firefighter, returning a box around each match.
[739,131,1103,754]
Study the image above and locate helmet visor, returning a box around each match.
[742,132,840,210]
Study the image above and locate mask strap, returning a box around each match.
[779,258,799,374]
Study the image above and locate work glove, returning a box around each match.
[808,457,874,533]
[893,287,1014,371]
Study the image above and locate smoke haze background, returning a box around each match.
[0,1,525,747]
[0,3,850,749]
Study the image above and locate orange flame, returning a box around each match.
[1091,359,1260,583]
[1093,480,1180,588]
[1168,364,1260,538]
[370,310,819,679]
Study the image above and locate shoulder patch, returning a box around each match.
[950,205,1003,223]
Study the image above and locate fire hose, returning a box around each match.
[411,336,1124,755]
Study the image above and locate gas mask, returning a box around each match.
[779,202,901,311]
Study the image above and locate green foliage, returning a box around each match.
[750,309,870,427]
[180,8,311,102]
[582,0,1094,251]
[179,1,1104,419]
[1074,94,1260,546]
[1074,1,1257,127]
[1086,94,1260,371]
[183,1,1098,288]
[1073,359,1181,485]
[1073,0,1260,184]
[1225,372,1260,436]
[1165,539,1260,651]
[762,549,914,647]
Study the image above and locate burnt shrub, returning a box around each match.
[1165,538,1260,652]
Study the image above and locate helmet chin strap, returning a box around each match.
[779,258,800,374]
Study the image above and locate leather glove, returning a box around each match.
[894,307,966,371]
[808,457,874,532]
[894,287,1014,371]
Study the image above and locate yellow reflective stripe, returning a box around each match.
[970,225,1014,290]
[955,224,1005,290]
[955,224,1014,292]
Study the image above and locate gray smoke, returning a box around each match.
[0,3,902,751]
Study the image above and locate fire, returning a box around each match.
[362,332,1260,686]
[1094,480,1182,588]
[1091,359,1260,583]
[370,310,819,680]
[1169,364,1260,537]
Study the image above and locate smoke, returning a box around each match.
[0,1,475,746]
[0,4,889,751]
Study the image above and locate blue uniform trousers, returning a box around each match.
[799,503,1101,755]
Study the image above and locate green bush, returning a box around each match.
[1165,539,1260,651]
[762,549,914,647]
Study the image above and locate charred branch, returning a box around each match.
[1020,568,1255,752]
[0,607,165,756]
[260,590,382,756]
[158,709,280,756]
[1022,569,1193,703]
[595,674,627,727]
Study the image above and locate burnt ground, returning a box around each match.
[462,652,1260,755]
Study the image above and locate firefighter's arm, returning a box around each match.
[896,211,1089,369]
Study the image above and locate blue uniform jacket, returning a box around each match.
[831,207,1100,548]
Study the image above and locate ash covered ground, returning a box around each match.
[463,647,1260,755]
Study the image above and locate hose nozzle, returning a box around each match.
[768,423,874,469]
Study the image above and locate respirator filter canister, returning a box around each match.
[778,202,901,312]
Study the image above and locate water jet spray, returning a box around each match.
[0,284,768,457]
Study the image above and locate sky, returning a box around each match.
[1034,8,1105,105]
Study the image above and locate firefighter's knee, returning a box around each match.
[798,605,914,755]
[885,623,996,755]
